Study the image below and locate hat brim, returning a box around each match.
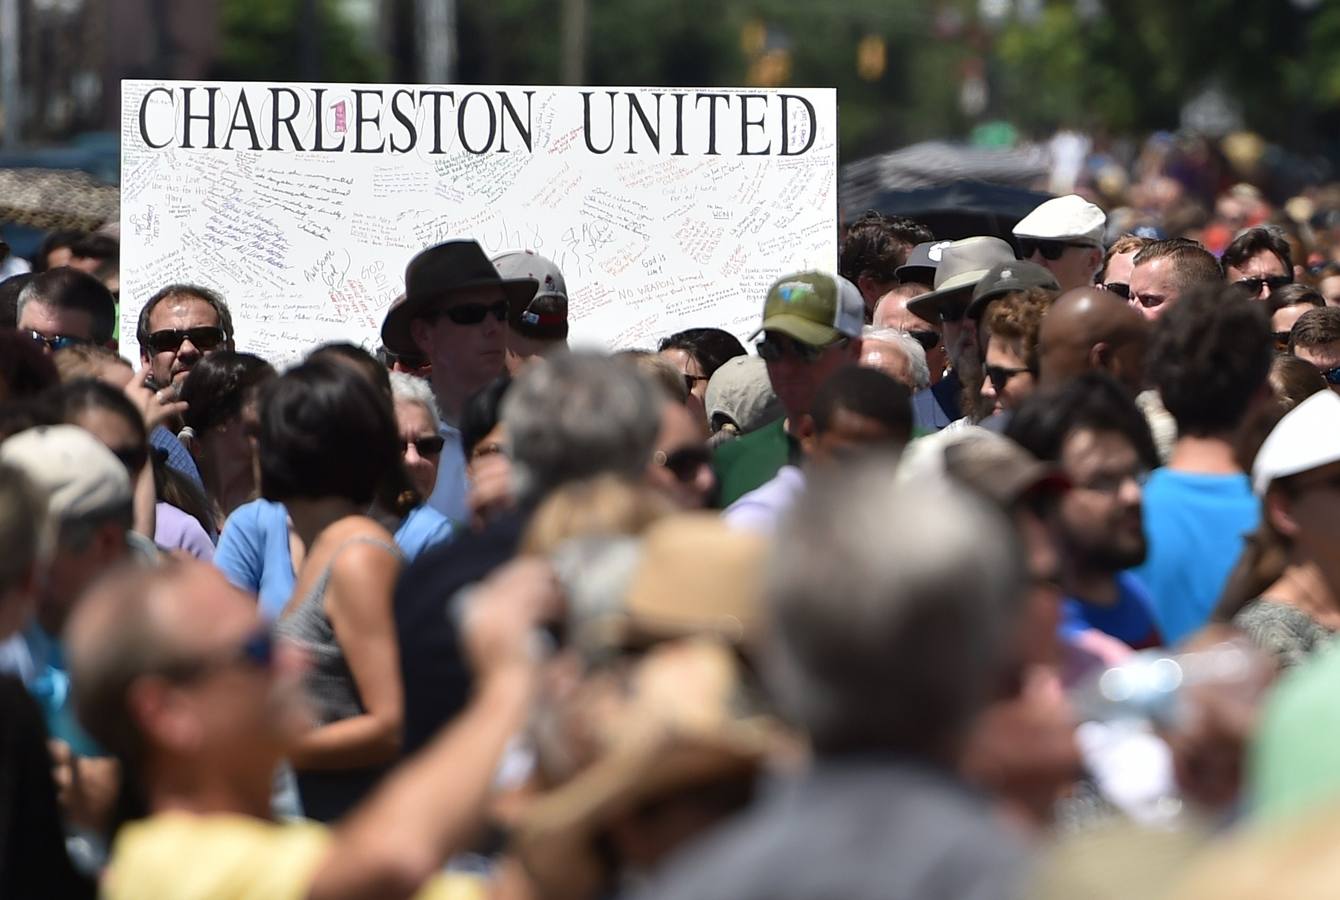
[381,277,538,356]
[895,264,936,285]
[907,283,974,321]
[747,314,841,346]
[514,730,771,894]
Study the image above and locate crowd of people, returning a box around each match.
[7,159,1340,899]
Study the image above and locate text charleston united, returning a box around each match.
[136,86,821,157]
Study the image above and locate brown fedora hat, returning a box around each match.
[380,239,539,355]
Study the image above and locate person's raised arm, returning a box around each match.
[307,558,558,900]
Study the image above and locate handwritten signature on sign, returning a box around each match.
[304,249,352,291]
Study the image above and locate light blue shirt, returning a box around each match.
[215,499,455,620]
[427,421,469,525]
[1130,468,1260,645]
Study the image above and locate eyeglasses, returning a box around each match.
[1019,238,1092,261]
[1235,275,1292,296]
[1103,282,1131,300]
[1274,331,1293,353]
[905,329,941,351]
[470,441,505,462]
[1075,469,1150,495]
[27,330,91,352]
[683,372,710,393]
[755,334,845,364]
[110,444,149,474]
[403,434,446,457]
[156,627,275,683]
[985,364,1033,394]
[654,444,713,482]
[146,326,227,354]
[435,300,508,326]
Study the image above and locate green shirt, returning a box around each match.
[714,418,793,508]
[1251,640,1340,821]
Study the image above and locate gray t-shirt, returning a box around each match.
[633,757,1026,900]
[1233,598,1336,672]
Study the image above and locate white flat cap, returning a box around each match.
[1013,194,1106,247]
[1252,390,1340,494]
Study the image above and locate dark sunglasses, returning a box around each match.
[654,444,712,482]
[435,300,508,326]
[1102,282,1131,300]
[147,326,227,354]
[1274,331,1293,353]
[111,444,149,475]
[1235,275,1292,296]
[403,434,446,457]
[906,329,941,351]
[985,364,1033,393]
[1321,366,1340,386]
[755,334,844,364]
[157,627,275,683]
[1019,238,1091,261]
[27,330,91,352]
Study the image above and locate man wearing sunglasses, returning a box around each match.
[67,556,557,900]
[1290,307,1340,396]
[1222,226,1296,301]
[381,240,539,524]
[714,272,863,507]
[16,268,116,355]
[1012,194,1107,293]
[136,283,235,391]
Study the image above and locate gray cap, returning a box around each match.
[0,425,131,523]
[706,356,783,435]
[965,260,1060,320]
[907,237,1016,321]
[895,240,953,285]
[492,250,569,340]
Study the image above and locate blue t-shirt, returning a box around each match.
[1130,469,1259,645]
[1061,572,1162,650]
[214,500,454,620]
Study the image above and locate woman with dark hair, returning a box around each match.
[657,327,747,407]
[214,347,452,620]
[178,351,277,523]
[266,361,408,822]
[60,379,213,559]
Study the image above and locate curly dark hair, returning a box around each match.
[1147,283,1273,437]
[839,211,934,285]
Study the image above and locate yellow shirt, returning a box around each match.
[105,812,486,900]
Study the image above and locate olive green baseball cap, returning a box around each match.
[749,272,865,347]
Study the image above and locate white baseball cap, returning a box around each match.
[1013,194,1106,248]
[1252,390,1340,495]
[0,425,132,522]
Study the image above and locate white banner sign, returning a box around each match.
[119,81,838,364]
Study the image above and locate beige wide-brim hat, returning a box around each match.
[907,236,1016,321]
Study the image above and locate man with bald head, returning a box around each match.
[68,558,554,900]
[1038,286,1150,395]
